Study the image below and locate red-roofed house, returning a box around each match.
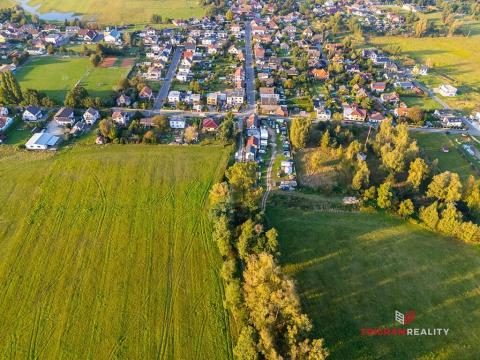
[202,118,219,132]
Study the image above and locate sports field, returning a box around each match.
[266,198,480,359]
[7,0,204,24]
[0,145,233,359]
[370,15,480,112]
[15,56,132,104]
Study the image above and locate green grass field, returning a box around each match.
[412,132,479,180]
[7,0,204,24]
[15,56,131,104]
[0,145,233,359]
[266,200,480,359]
[401,95,442,111]
[370,15,480,112]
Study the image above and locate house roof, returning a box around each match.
[25,105,41,115]
[202,118,218,129]
[84,107,99,116]
[55,107,73,118]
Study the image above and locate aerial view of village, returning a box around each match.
[0,0,480,358]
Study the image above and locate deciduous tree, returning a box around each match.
[426,171,462,203]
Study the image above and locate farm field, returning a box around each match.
[412,132,478,180]
[370,16,480,112]
[266,199,480,360]
[0,145,233,359]
[15,56,132,104]
[5,0,204,24]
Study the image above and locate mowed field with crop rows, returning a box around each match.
[0,145,233,359]
[1,0,204,24]
[266,198,480,359]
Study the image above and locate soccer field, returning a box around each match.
[266,199,480,359]
[0,145,233,359]
[15,56,132,104]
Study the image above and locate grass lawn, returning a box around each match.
[16,0,204,24]
[401,95,442,111]
[2,119,35,145]
[266,201,480,359]
[370,17,480,112]
[15,56,131,104]
[412,132,479,180]
[0,145,233,359]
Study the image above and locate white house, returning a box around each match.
[168,91,182,104]
[112,111,130,125]
[316,108,332,121]
[169,117,186,129]
[23,106,43,121]
[104,29,122,44]
[438,84,458,97]
[25,132,60,150]
[176,70,190,82]
[226,88,245,106]
[83,108,100,125]
[54,107,75,126]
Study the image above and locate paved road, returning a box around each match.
[236,21,256,162]
[153,46,183,110]
[244,21,255,111]
[261,128,277,211]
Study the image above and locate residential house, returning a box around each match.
[370,82,387,93]
[368,112,387,123]
[394,106,409,117]
[54,107,75,126]
[316,107,332,121]
[202,118,218,132]
[438,84,457,97]
[23,106,43,121]
[139,86,154,100]
[259,87,279,102]
[116,94,132,107]
[312,68,329,80]
[380,92,400,104]
[226,88,245,106]
[83,107,100,125]
[169,116,186,129]
[168,91,182,104]
[234,66,245,85]
[343,105,367,121]
[112,111,130,125]
[104,29,122,44]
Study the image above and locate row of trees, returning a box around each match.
[0,70,56,107]
[209,162,328,359]
[306,119,480,243]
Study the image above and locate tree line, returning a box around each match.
[298,119,480,243]
[209,161,328,360]
[0,71,55,108]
